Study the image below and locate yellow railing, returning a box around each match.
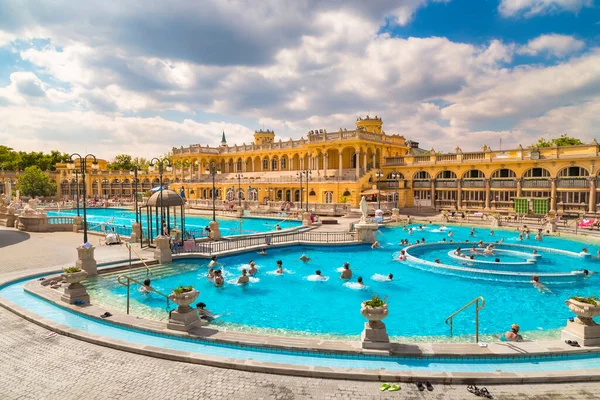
[445,296,485,342]
[117,274,171,315]
[125,242,152,275]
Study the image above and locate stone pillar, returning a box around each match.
[484,178,491,210]
[360,304,390,351]
[516,178,522,197]
[73,216,83,233]
[302,212,312,226]
[323,154,328,176]
[76,245,97,276]
[355,151,360,179]
[562,298,600,346]
[372,152,376,169]
[363,152,367,172]
[430,179,436,210]
[457,179,462,210]
[60,271,90,305]
[167,290,203,332]
[130,222,142,242]
[550,178,557,212]
[338,152,343,177]
[589,178,597,214]
[153,236,173,264]
[209,220,221,240]
[354,223,378,243]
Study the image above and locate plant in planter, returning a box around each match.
[361,295,389,328]
[169,285,199,313]
[61,266,88,285]
[566,296,600,325]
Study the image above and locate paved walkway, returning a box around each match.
[0,227,599,399]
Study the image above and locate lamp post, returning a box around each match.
[205,161,220,222]
[68,154,98,244]
[149,157,172,236]
[129,166,139,224]
[376,170,383,210]
[301,170,311,212]
[391,171,401,209]
[235,173,243,207]
[296,171,303,209]
[72,169,80,216]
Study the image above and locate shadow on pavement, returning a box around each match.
[0,230,31,248]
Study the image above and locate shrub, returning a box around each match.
[173,285,194,295]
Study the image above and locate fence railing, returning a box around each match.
[522,179,551,188]
[47,216,75,225]
[462,180,485,188]
[182,231,358,255]
[490,179,517,188]
[557,178,590,188]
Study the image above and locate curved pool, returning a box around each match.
[48,208,301,237]
[85,224,599,342]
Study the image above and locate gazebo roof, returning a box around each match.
[146,189,184,207]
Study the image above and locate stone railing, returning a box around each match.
[490,179,517,188]
[18,214,77,232]
[557,178,590,188]
[522,179,551,189]
[462,180,485,189]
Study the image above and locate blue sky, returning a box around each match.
[0,0,599,159]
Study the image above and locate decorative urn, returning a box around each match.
[565,298,600,325]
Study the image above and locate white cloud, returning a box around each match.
[499,0,593,17]
[518,34,585,57]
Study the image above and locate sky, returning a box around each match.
[0,0,599,160]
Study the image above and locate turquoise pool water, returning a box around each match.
[47,208,300,237]
[1,278,600,373]
[87,224,599,341]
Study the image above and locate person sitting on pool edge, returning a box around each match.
[340,262,352,279]
[248,261,258,275]
[454,247,465,257]
[139,278,152,294]
[237,269,250,284]
[299,254,311,262]
[196,302,216,322]
[275,260,284,274]
[503,324,523,342]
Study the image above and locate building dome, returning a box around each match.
[146,189,184,207]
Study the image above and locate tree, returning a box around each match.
[17,166,57,197]
[0,146,69,171]
[108,154,135,170]
[132,157,150,170]
[534,134,584,148]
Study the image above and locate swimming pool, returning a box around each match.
[47,208,301,237]
[84,224,599,342]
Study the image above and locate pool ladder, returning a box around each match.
[445,296,485,343]
[125,242,153,276]
[117,275,171,315]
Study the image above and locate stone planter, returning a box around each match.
[566,298,600,325]
[60,271,90,305]
[76,245,97,275]
[167,289,201,332]
[360,302,390,350]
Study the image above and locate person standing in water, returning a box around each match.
[299,254,311,262]
[340,262,352,279]
[237,269,249,284]
[208,256,220,267]
[275,260,284,274]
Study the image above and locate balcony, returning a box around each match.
[436,180,457,188]
[385,157,406,166]
[413,180,431,188]
[557,178,589,189]
[490,179,517,188]
[462,179,485,188]
[522,179,551,189]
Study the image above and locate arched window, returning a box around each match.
[413,171,431,180]
[262,158,269,170]
[281,157,287,169]
[324,191,333,203]
[436,171,457,180]
[343,190,351,196]
[463,170,485,179]
[248,188,258,201]
[271,159,278,170]
[309,189,316,196]
[523,168,551,178]
[558,166,589,177]
[491,169,516,178]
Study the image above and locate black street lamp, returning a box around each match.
[299,170,311,212]
[205,161,221,221]
[68,154,98,244]
[296,171,303,209]
[235,173,243,207]
[376,170,383,210]
[71,169,80,216]
[129,166,139,224]
[149,157,172,236]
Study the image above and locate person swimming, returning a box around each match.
[490,230,494,236]
[408,228,414,235]
[470,227,475,236]
[208,256,220,267]
[214,270,224,287]
[299,254,311,262]
[207,268,215,280]
[196,302,216,322]
[494,258,500,262]
[248,261,258,275]
[435,258,440,263]
[470,246,478,254]
[387,273,393,281]
[484,244,494,255]
[356,276,364,286]
[478,240,484,248]
[340,262,352,279]
[503,324,523,342]
[139,278,152,294]
[275,260,284,274]
[311,270,328,281]
[398,250,407,261]
[454,247,465,257]
[259,248,267,255]
[531,276,553,294]
[237,269,250,284]
[371,240,381,249]
[448,230,454,237]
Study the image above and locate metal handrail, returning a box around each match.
[445,296,485,342]
[125,242,152,275]
[117,274,171,315]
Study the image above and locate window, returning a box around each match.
[248,188,258,201]
[436,191,457,200]
[436,171,457,179]
[324,191,333,203]
[521,190,550,198]
[559,192,589,204]
[271,159,278,170]
[262,158,269,170]
[413,171,430,180]
[491,169,516,178]
[413,190,430,200]
[524,168,550,178]
[495,191,516,201]
[462,191,485,201]
[281,157,287,169]
[343,190,351,196]
[309,189,316,196]
[558,167,589,177]
[463,170,484,179]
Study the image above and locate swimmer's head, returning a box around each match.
[316,270,321,275]
[357,277,363,284]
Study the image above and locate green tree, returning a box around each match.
[108,154,135,170]
[17,166,57,197]
[534,134,584,148]
[132,157,150,170]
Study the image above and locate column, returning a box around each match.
[372,152,376,169]
[484,178,491,210]
[355,151,360,179]
[338,152,343,177]
[324,154,328,176]
[457,179,462,210]
[550,178,557,212]
[300,157,304,170]
[363,152,367,173]
[589,178,597,213]
[430,179,436,209]
[288,156,292,171]
[516,178,522,197]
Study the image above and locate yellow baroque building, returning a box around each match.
[5,116,598,216]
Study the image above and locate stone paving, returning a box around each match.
[1,226,600,399]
